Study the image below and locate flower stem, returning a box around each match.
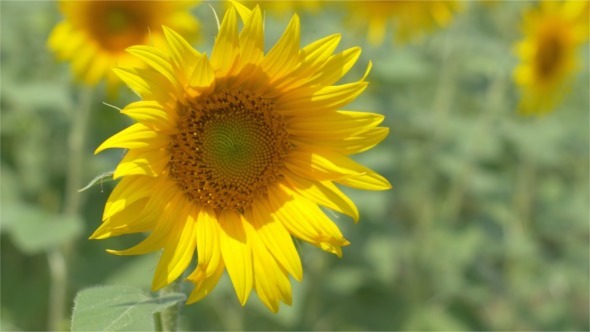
[154,279,183,332]
[47,86,94,331]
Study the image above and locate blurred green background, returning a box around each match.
[1,1,588,331]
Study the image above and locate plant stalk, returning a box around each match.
[47,86,94,331]
[154,278,184,332]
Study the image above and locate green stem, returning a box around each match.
[63,87,94,216]
[47,86,94,331]
[154,279,183,332]
[47,250,67,331]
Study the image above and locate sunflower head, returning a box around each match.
[48,0,200,96]
[514,0,589,115]
[92,2,390,312]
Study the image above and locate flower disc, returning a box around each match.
[170,89,291,212]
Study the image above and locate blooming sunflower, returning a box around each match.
[344,0,461,45]
[91,2,390,312]
[48,0,200,95]
[514,0,589,115]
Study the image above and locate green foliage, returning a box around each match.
[2,203,83,254]
[71,286,185,331]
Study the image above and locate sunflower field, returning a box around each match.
[1,1,588,331]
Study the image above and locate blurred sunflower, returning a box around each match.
[91,2,390,312]
[344,0,461,45]
[236,0,321,17]
[48,0,200,95]
[514,0,589,115]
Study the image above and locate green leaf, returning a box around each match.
[104,254,157,289]
[4,203,83,254]
[71,285,186,332]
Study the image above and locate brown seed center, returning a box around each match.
[168,89,292,213]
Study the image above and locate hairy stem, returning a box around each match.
[155,278,184,332]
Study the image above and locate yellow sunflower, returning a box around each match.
[91,2,390,312]
[344,0,461,45]
[235,0,321,17]
[514,0,589,115]
[48,0,200,95]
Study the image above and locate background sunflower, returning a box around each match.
[48,0,200,96]
[514,0,589,114]
[1,1,588,331]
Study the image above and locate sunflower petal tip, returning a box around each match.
[94,147,103,155]
[88,232,101,240]
[363,61,373,81]
[151,278,166,292]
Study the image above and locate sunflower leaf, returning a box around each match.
[4,203,83,254]
[71,285,186,332]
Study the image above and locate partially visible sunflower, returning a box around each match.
[48,0,200,95]
[92,2,390,312]
[236,0,321,17]
[344,1,461,45]
[514,0,589,115]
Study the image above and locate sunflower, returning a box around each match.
[48,0,200,95]
[235,0,321,17]
[514,0,589,115]
[91,2,390,312]
[343,1,461,45]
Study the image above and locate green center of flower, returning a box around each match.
[169,89,292,213]
[105,9,132,34]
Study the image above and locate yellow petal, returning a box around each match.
[120,100,177,133]
[107,190,185,257]
[126,45,178,91]
[277,81,369,115]
[262,15,301,80]
[195,208,222,278]
[71,42,99,85]
[292,127,389,155]
[246,220,292,312]
[284,173,359,222]
[152,201,197,290]
[186,259,225,304]
[113,148,170,179]
[301,34,342,71]
[95,123,168,154]
[217,210,253,305]
[247,199,303,281]
[90,197,149,239]
[113,67,174,101]
[237,6,264,69]
[307,47,362,86]
[286,110,384,138]
[188,54,216,95]
[102,175,158,220]
[162,25,200,82]
[231,0,253,22]
[268,34,342,93]
[211,6,239,77]
[285,148,363,181]
[336,170,392,191]
[268,183,349,256]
